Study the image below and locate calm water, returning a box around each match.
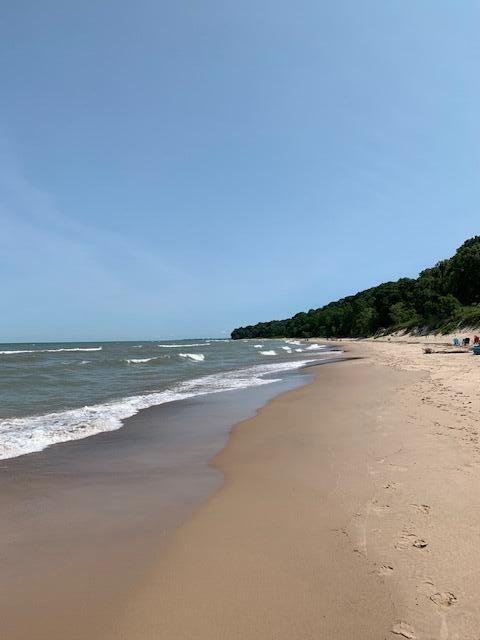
[0,338,338,459]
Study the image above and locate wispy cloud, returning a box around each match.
[0,145,203,339]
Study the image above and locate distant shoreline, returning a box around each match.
[231,236,480,342]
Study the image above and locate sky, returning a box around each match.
[1,1,479,341]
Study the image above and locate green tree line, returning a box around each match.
[231,237,480,339]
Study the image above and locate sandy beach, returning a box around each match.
[5,4,478,638]
[2,341,480,639]
[114,340,480,640]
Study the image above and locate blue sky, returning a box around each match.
[1,1,479,341]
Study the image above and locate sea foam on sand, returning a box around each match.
[0,358,326,460]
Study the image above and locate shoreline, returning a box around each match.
[0,365,316,640]
[0,345,339,461]
[116,341,480,639]
[2,341,480,637]
[115,352,401,638]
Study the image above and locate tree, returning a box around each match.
[231,237,479,339]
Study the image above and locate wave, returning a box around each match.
[126,357,156,364]
[253,345,263,348]
[0,347,102,355]
[305,344,326,351]
[179,353,205,362]
[260,350,276,356]
[295,348,304,352]
[158,343,210,348]
[285,340,302,346]
[0,358,326,460]
[281,346,292,352]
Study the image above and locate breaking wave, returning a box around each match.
[0,358,323,460]
[179,353,205,362]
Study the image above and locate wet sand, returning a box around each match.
[0,372,310,640]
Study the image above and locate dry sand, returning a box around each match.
[114,341,480,639]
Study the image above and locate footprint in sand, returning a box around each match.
[412,538,428,548]
[394,535,412,550]
[376,563,394,576]
[430,591,457,607]
[394,533,428,550]
[410,503,431,514]
[384,481,400,489]
[391,621,416,638]
[370,500,391,514]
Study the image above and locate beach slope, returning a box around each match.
[117,355,435,639]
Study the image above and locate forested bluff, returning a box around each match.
[231,237,480,340]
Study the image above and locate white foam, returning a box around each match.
[260,350,276,356]
[179,353,205,362]
[253,345,263,348]
[305,344,325,350]
[295,348,304,352]
[285,340,302,346]
[0,358,328,460]
[158,343,210,348]
[126,358,156,364]
[0,350,32,355]
[0,347,102,355]
[281,346,292,352]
